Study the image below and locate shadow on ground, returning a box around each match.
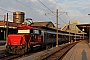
[81,50,88,60]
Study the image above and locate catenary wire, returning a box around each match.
[38,0,67,24]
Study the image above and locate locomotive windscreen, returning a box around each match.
[33,30,39,34]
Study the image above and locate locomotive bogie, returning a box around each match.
[6,45,27,54]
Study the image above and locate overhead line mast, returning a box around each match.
[56,9,58,47]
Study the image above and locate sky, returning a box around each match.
[0,0,90,27]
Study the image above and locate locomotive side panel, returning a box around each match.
[7,34,26,45]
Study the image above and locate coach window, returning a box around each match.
[49,34,51,38]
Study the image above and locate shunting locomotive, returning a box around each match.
[6,24,43,54]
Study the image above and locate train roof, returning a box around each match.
[17,25,33,29]
[41,26,75,34]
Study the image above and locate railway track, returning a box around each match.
[0,46,44,60]
[0,51,39,60]
[0,53,22,60]
[43,42,78,60]
[0,42,78,60]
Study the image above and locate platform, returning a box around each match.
[62,40,90,60]
[0,40,6,46]
[0,40,6,54]
[19,43,69,60]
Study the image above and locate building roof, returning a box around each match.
[60,21,85,34]
[76,24,90,34]
[0,22,5,25]
[0,21,56,30]
[31,21,55,28]
[0,21,27,28]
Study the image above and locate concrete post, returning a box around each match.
[88,14,90,43]
[56,9,58,47]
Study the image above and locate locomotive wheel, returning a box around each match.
[6,45,9,52]
[26,41,31,52]
[21,49,26,54]
[21,46,27,54]
[17,49,26,54]
[16,45,27,54]
[46,45,51,49]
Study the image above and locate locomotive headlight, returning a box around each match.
[21,43,22,45]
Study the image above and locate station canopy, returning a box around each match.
[76,24,90,34]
